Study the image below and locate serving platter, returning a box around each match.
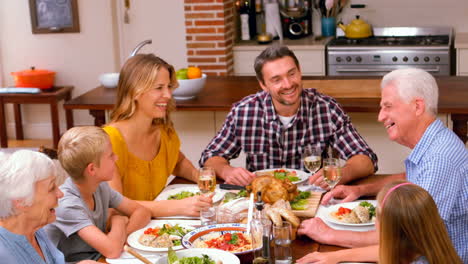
[182,223,258,254]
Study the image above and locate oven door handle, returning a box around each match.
[336,67,441,73]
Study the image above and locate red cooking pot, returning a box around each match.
[11,67,56,89]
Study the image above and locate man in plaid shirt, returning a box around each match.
[199,45,378,186]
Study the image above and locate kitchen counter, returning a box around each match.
[233,35,331,51]
[64,76,468,143]
[455,32,468,48]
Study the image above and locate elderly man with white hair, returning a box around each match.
[0,150,98,264]
[296,68,468,263]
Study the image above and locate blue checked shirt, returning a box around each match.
[200,89,378,172]
[406,119,468,262]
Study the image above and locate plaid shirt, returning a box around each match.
[199,89,378,172]
[405,119,468,262]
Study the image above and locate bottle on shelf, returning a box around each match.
[238,0,251,40]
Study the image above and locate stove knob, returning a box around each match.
[336,57,342,62]
[346,56,352,62]
[424,57,430,62]
[392,56,398,62]
[356,56,362,62]
[403,56,408,62]
[435,56,441,62]
[413,56,419,62]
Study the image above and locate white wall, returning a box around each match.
[0,1,116,137]
[0,0,188,138]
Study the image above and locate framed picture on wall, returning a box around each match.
[29,0,80,34]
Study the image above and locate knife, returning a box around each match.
[220,183,246,190]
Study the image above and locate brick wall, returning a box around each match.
[184,0,235,76]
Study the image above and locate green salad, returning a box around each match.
[359,201,376,218]
[273,169,301,182]
[222,189,248,203]
[168,191,199,200]
[290,191,311,210]
[168,247,215,264]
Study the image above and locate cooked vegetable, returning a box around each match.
[168,191,199,200]
[290,199,308,210]
[359,201,376,218]
[289,191,311,210]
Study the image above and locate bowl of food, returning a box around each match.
[182,223,258,263]
[155,248,240,264]
[173,67,206,100]
[99,72,119,88]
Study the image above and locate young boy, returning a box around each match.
[45,126,151,262]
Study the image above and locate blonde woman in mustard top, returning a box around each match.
[103,54,212,217]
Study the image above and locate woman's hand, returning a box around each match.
[179,193,214,217]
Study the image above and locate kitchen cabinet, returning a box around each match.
[455,33,468,76]
[233,36,329,76]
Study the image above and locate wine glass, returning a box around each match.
[197,167,216,195]
[323,158,343,204]
[302,145,322,189]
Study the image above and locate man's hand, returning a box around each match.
[179,193,214,217]
[296,251,342,264]
[309,168,330,190]
[221,166,256,186]
[321,185,362,205]
[297,217,336,245]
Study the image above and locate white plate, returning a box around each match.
[323,201,377,226]
[155,248,240,264]
[156,185,225,203]
[126,223,195,252]
[255,168,309,185]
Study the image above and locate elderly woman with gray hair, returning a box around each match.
[0,150,98,264]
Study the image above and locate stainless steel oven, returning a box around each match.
[327,27,453,76]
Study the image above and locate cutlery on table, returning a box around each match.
[123,245,153,264]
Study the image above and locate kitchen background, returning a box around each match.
[0,0,466,173]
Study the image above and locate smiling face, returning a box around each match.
[378,84,419,147]
[26,175,63,227]
[259,56,303,116]
[135,67,173,119]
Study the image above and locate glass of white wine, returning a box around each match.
[323,158,343,204]
[302,145,322,189]
[198,167,216,195]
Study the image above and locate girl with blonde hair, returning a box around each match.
[376,181,461,264]
[103,54,212,217]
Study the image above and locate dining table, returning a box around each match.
[98,174,384,264]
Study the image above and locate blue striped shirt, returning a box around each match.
[405,119,468,262]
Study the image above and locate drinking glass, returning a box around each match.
[272,221,293,264]
[197,167,216,195]
[323,158,343,204]
[302,145,322,189]
[200,207,217,226]
[250,218,272,264]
